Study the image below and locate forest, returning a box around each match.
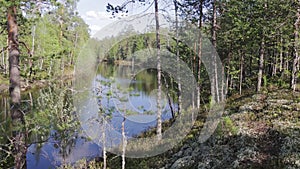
[0,0,299,169]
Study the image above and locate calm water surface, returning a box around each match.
[0,63,177,168]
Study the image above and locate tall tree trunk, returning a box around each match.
[192,42,196,108]
[174,0,182,115]
[29,26,36,79]
[59,7,64,73]
[279,32,283,72]
[239,51,244,95]
[273,48,277,76]
[121,118,126,169]
[1,44,4,70]
[5,38,9,75]
[292,3,300,91]
[8,6,27,169]
[226,52,231,94]
[70,32,78,65]
[257,37,265,92]
[197,0,203,109]
[8,7,20,106]
[155,0,162,141]
[211,0,218,102]
[102,119,107,169]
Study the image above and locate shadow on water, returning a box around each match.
[0,63,177,168]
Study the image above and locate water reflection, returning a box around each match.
[0,63,177,168]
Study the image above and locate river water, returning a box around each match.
[0,63,177,168]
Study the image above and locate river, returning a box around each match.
[0,63,177,168]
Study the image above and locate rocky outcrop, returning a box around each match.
[163,90,300,169]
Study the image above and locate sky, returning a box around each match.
[77,0,174,36]
[77,0,155,36]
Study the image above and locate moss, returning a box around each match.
[58,159,105,169]
[59,89,300,168]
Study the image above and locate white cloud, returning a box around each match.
[85,10,113,20]
[86,10,98,18]
[90,25,101,31]
[97,11,113,20]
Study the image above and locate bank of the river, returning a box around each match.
[0,68,74,96]
[65,88,300,169]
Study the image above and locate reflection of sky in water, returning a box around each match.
[26,68,177,169]
[27,130,100,169]
[94,73,173,126]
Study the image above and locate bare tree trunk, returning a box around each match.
[59,7,64,73]
[155,0,162,141]
[257,36,265,92]
[8,6,27,169]
[239,51,244,95]
[273,50,277,76]
[1,44,4,70]
[163,74,175,118]
[39,54,43,70]
[31,26,35,55]
[292,3,300,91]
[8,6,21,118]
[211,0,218,102]
[197,0,203,109]
[226,53,231,94]
[279,33,283,72]
[5,38,9,75]
[121,118,126,169]
[102,120,106,169]
[192,42,196,108]
[174,0,182,115]
[29,26,35,79]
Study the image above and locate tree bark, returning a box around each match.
[174,0,182,115]
[8,6,27,169]
[279,32,283,72]
[239,51,244,95]
[257,37,265,92]
[211,0,218,102]
[197,0,203,109]
[102,119,107,169]
[121,118,126,169]
[8,6,21,106]
[292,2,300,91]
[155,0,162,141]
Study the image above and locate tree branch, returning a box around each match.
[19,41,32,56]
[0,46,9,54]
[0,26,5,35]
[0,28,5,35]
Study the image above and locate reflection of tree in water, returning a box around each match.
[97,63,178,97]
[0,93,34,168]
[26,84,81,166]
[0,96,14,168]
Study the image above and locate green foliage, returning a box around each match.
[216,116,238,137]
[0,0,89,82]
[263,75,268,88]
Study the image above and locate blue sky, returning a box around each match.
[77,0,174,36]
[77,0,116,35]
[77,0,153,35]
